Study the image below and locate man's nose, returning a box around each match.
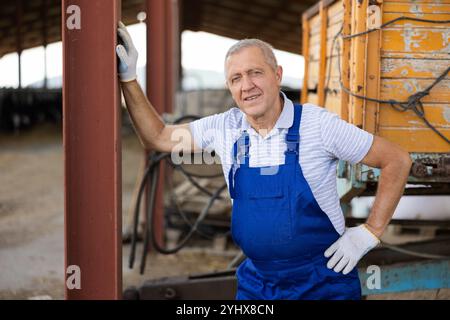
[241,75,255,92]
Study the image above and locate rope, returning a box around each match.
[324,16,450,144]
[341,16,450,40]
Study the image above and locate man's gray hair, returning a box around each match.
[224,39,278,76]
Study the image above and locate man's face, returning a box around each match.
[225,46,282,119]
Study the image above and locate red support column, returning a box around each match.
[146,0,179,248]
[62,0,122,299]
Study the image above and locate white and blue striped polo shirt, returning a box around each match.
[189,92,374,234]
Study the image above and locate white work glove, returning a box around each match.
[116,21,138,82]
[324,224,380,275]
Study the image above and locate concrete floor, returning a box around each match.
[0,124,448,300]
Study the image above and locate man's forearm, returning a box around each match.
[365,158,412,238]
[120,80,165,149]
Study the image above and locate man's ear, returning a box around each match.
[276,65,283,84]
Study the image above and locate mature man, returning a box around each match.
[116,22,412,300]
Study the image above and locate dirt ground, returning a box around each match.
[0,123,448,300]
[0,124,232,299]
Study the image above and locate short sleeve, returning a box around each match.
[319,109,374,164]
[189,113,226,151]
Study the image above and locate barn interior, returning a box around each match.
[0,0,449,300]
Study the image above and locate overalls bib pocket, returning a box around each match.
[246,185,292,245]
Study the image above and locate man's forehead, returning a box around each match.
[225,47,269,73]
[226,46,265,61]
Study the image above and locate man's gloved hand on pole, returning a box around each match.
[116,21,138,82]
[324,224,380,275]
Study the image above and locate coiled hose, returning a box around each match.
[128,115,229,274]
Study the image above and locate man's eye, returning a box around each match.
[231,77,240,83]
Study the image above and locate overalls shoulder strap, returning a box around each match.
[233,130,250,165]
[284,103,302,164]
[229,129,250,198]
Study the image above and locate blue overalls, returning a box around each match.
[228,104,361,300]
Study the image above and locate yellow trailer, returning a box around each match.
[302,0,450,199]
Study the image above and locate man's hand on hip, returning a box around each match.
[116,21,138,82]
[324,224,380,275]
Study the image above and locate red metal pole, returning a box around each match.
[62,0,122,299]
[146,0,178,248]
